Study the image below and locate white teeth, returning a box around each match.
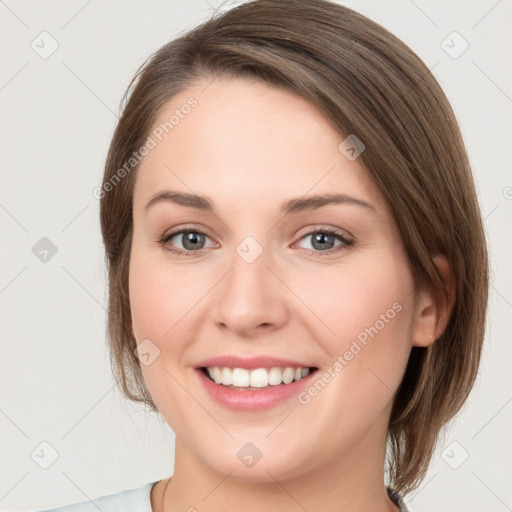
[212,367,222,384]
[268,367,282,385]
[249,368,268,388]
[282,367,295,384]
[232,368,250,387]
[204,366,313,388]
[221,367,232,385]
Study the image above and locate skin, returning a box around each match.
[128,76,453,512]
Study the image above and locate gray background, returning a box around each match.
[1,0,511,511]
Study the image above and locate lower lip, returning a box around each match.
[196,368,317,411]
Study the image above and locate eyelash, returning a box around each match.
[156,225,354,257]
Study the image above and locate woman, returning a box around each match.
[36,0,488,510]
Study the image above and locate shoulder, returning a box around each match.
[386,486,410,512]
[29,481,158,512]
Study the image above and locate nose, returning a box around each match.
[213,246,290,338]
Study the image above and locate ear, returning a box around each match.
[411,254,456,347]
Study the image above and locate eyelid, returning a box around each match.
[161,223,214,241]
[294,224,354,242]
[158,223,354,256]
[292,225,354,254]
[161,223,353,242]
[161,224,218,248]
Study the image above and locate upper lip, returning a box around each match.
[195,355,316,370]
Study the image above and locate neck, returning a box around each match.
[157,418,399,512]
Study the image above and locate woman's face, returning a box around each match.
[129,76,422,481]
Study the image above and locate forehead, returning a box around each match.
[133,76,388,217]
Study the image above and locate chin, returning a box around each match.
[196,438,314,483]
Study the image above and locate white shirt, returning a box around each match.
[28,482,409,512]
[29,481,158,512]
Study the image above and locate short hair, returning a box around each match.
[99,0,489,495]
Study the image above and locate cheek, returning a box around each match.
[301,254,412,324]
[288,254,415,448]
[128,246,203,421]
[295,252,415,383]
[129,247,206,342]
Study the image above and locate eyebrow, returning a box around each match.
[144,190,377,215]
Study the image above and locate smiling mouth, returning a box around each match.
[199,366,318,390]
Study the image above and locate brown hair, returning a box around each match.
[99,0,488,495]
